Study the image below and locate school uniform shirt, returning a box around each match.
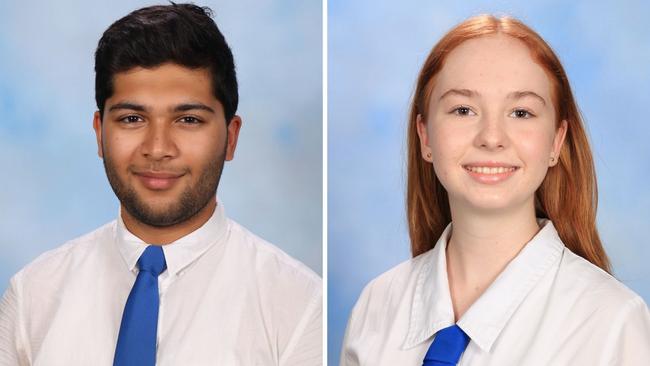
[340,219,650,366]
[0,202,322,366]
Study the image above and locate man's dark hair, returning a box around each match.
[94,3,238,122]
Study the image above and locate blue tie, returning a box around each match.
[422,325,470,365]
[113,245,167,366]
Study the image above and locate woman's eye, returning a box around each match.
[179,116,201,124]
[451,106,476,116]
[120,115,143,123]
[510,109,534,119]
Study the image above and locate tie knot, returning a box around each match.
[137,245,167,277]
[423,324,470,365]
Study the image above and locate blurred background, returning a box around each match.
[0,0,322,296]
[329,0,650,364]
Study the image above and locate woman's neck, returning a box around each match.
[445,199,541,320]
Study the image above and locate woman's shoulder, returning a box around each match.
[556,248,650,361]
[344,250,436,342]
[559,247,648,314]
[359,249,434,299]
[348,248,437,325]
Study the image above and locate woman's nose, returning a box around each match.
[474,113,509,150]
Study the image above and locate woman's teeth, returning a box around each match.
[464,166,517,174]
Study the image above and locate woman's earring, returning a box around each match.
[550,156,555,163]
[426,152,432,159]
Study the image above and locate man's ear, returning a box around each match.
[225,115,242,161]
[93,111,104,159]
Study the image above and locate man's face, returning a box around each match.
[93,63,241,227]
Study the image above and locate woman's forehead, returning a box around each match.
[432,34,553,102]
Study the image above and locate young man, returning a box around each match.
[0,4,321,365]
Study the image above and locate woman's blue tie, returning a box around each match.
[422,324,470,365]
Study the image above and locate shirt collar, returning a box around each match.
[114,200,228,277]
[403,219,564,352]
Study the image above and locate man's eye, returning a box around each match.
[179,116,202,124]
[510,109,535,119]
[451,106,476,116]
[120,115,143,123]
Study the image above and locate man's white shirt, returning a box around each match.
[0,202,322,365]
[340,219,650,366]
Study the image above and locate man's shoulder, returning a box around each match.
[14,221,116,283]
[225,218,321,290]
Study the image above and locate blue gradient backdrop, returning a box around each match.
[0,0,322,298]
[329,0,650,364]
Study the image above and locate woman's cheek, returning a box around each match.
[517,130,553,168]
[431,145,460,188]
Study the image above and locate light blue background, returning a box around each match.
[0,0,322,297]
[329,0,650,364]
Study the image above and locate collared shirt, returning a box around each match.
[340,220,650,365]
[0,202,322,366]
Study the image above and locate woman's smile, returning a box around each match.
[462,162,520,184]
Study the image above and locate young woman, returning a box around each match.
[340,15,650,365]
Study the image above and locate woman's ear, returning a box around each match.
[416,114,433,162]
[550,119,568,167]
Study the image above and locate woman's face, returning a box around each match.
[417,34,567,214]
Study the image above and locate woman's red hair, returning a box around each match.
[406,14,611,273]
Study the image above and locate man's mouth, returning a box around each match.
[133,171,185,190]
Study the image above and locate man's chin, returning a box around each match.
[133,212,187,228]
[116,178,219,228]
[123,201,187,227]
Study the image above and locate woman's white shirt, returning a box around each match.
[340,220,650,366]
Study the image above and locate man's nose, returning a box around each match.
[140,122,178,160]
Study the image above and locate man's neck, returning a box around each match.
[121,198,217,245]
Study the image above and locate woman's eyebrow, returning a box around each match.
[438,88,546,106]
[439,88,477,101]
[508,90,546,105]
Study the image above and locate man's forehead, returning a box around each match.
[106,63,221,114]
[113,63,212,79]
[111,64,213,91]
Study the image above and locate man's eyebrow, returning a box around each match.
[507,90,546,105]
[438,88,479,101]
[108,102,149,113]
[106,102,216,114]
[172,103,215,114]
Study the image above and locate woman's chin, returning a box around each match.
[453,194,527,214]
